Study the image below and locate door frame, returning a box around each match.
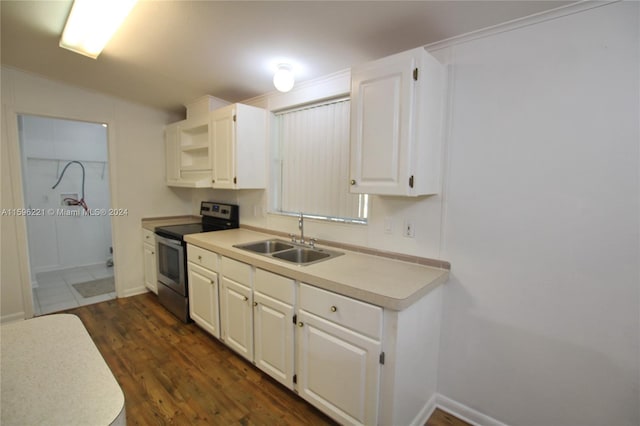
[4,106,123,319]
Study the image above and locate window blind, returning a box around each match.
[275,98,366,222]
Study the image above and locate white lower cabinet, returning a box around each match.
[185,245,442,426]
[187,244,220,337]
[253,269,295,389]
[142,229,157,294]
[297,283,382,426]
[219,257,253,361]
[187,263,220,338]
[297,311,381,425]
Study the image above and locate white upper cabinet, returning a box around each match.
[164,122,180,186]
[165,100,266,189]
[350,47,445,196]
[211,103,267,189]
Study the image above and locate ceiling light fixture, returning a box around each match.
[273,64,295,93]
[59,0,138,59]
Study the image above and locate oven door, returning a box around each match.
[155,234,186,296]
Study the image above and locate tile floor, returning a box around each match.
[33,264,115,316]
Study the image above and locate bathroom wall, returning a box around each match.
[19,115,112,279]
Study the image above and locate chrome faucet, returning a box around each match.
[298,212,305,244]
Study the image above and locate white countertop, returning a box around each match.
[141,215,201,231]
[185,228,448,311]
[1,314,126,426]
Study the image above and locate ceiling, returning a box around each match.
[1,1,571,116]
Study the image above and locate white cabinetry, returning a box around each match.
[253,269,295,389]
[211,103,266,189]
[219,256,253,361]
[165,103,267,189]
[350,47,445,196]
[164,122,180,185]
[187,245,220,338]
[184,242,443,426]
[296,283,382,426]
[142,229,157,294]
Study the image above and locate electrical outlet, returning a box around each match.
[384,217,393,234]
[404,221,415,238]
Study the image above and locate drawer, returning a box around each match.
[221,256,252,285]
[142,228,155,244]
[299,283,382,340]
[187,244,219,271]
[255,268,294,305]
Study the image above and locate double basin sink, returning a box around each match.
[233,239,343,266]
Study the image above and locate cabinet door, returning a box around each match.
[350,50,417,196]
[187,263,220,338]
[253,291,294,389]
[220,276,253,361]
[296,310,381,426]
[143,243,157,294]
[211,105,236,189]
[164,122,180,185]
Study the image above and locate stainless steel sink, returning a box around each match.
[272,247,331,263]
[234,239,293,254]
[233,239,343,265]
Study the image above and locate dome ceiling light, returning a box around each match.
[273,64,295,93]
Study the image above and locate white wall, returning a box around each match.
[434,2,639,425]
[1,66,193,321]
[20,115,113,276]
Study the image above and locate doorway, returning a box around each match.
[18,114,115,315]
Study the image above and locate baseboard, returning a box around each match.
[120,286,149,298]
[411,393,439,426]
[436,394,508,426]
[1,311,26,324]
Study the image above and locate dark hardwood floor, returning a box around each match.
[64,293,469,426]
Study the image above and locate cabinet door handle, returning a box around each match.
[350,179,356,186]
[297,322,304,328]
[209,280,215,285]
[198,255,202,261]
[253,301,258,307]
[243,296,248,302]
[330,305,337,312]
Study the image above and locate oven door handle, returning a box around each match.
[156,235,182,246]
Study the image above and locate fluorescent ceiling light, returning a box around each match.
[60,0,138,59]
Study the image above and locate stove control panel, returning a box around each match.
[200,201,238,221]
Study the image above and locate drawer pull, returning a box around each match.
[209,280,215,285]
[198,255,202,261]
[330,305,337,313]
[253,301,258,307]
[297,321,304,328]
[243,296,248,302]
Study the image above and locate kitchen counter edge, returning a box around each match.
[141,215,201,231]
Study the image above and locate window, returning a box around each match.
[272,98,368,223]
